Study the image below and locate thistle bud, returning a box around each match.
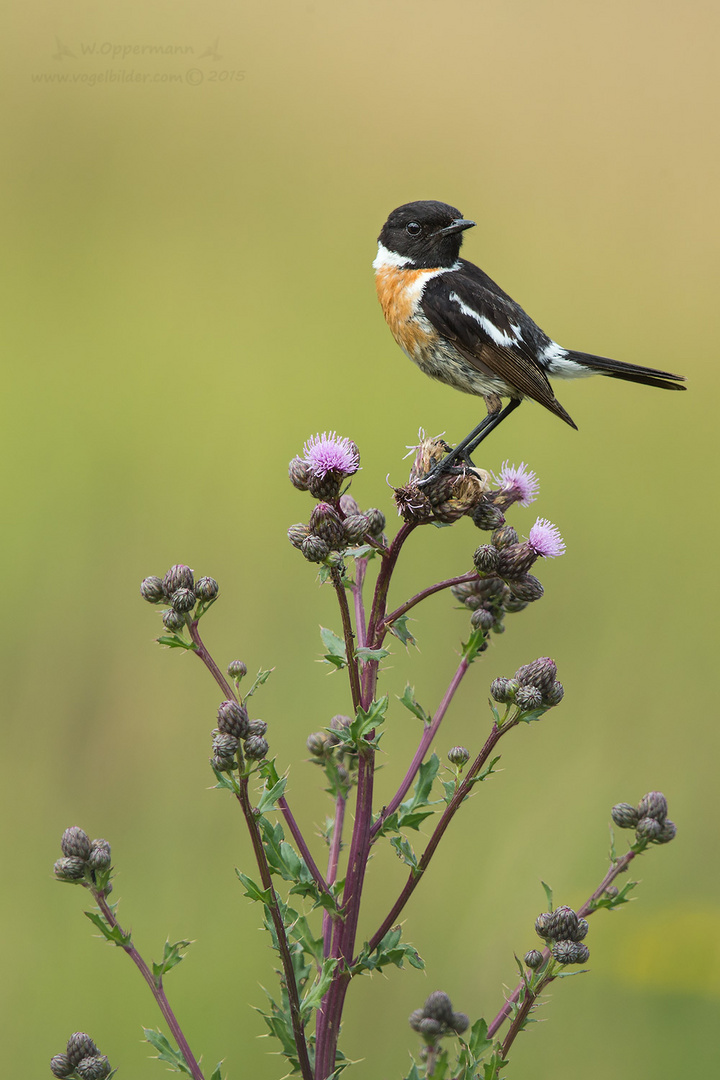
[549,906,579,941]
[638,791,668,822]
[497,542,537,579]
[66,1034,99,1067]
[309,503,345,548]
[418,1017,443,1037]
[408,1008,425,1032]
[162,609,186,633]
[604,885,619,899]
[307,472,343,500]
[574,918,589,941]
[365,508,386,536]
[504,595,529,614]
[491,525,519,550]
[535,912,553,939]
[451,1012,469,1034]
[473,544,499,574]
[171,587,196,613]
[163,564,194,594]
[490,677,517,703]
[213,732,239,759]
[288,456,311,490]
[307,732,329,757]
[470,607,495,632]
[217,700,250,739]
[287,523,310,549]
[76,1056,112,1080]
[195,577,219,602]
[140,576,165,603]
[552,939,588,965]
[246,719,268,738]
[423,990,455,1024]
[635,816,663,841]
[471,500,505,531]
[514,685,543,711]
[61,826,91,861]
[544,680,565,706]
[656,819,677,843]
[88,839,112,871]
[507,574,544,602]
[212,754,235,772]
[448,746,470,767]
[54,856,87,882]
[611,803,640,829]
[244,735,269,760]
[343,514,370,543]
[227,660,247,679]
[516,657,557,692]
[301,535,330,563]
[524,949,544,969]
[50,1054,73,1078]
[339,493,361,517]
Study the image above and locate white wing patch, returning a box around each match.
[449,291,523,348]
[541,342,592,379]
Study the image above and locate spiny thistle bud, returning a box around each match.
[496,542,538,579]
[140,576,165,603]
[535,912,553,939]
[288,456,311,490]
[76,1056,111,1080]
[246,719,268,737]
[50,1054,73,1078]
[162,609,186,632]
[287,523,311,549]
[365,508,386,536]
[470,608,495,632]
[307,732,329,757]
[549,906,579,941]
[656,819,677,843]
[195,576,219,602]
[507,574,544,602]
[552,939,589,965]
[343,513,370,543]
[451,1012,469,1034]
[470,499,506,531]
[491,677,518,703]
[448,746,470,767]
[524,949,544,969]
[408,1008,425,1032]
[611,803,640,829]
[339,493,361,517]
[418,1017,443,1037]
[491,525,519,550]
[61,826,91,861]
[88,839,112,871]
[638,791,668,822]
[310,503,345,548]
[574,918,589,941]
[217,700,249,739]
[544,680,565,706]
[516,657,557,692]
[213,732,239,759]
[515,685,543,711]
[635,816,663,841]
[227,660,247,679]
[301,535,330,563]
[604,885,619,899]
[504,595,529,614]
[474,544,499,574]
[54,856,87,882]
[244,735,269,760]
[308,472,343,499]
[163,564,194,594]
[66,1034,99,1067]
[423,991,454,1025]
[171,587,196,614]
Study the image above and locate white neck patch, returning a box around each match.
[373,243,413,270]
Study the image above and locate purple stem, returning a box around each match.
[486,849,639,1039]
[370,653,471,840]
[352,559,368,649]
[381,571,479,631]
[322,791,347,959]
[95,893,205,1080]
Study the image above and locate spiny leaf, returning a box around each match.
[256,774,288,814]
[143,1028,192,1075]
[355,646,390,663]
[399,684,430,724]
[243,667,274,701]
[152,939,193,981]
[541,880,554,911]
[320,627,347,668]
[462,626,487,663]
[84,910,131,947]
[390,835,419,871]
[157,635,195,650]
[387,614,417,647]
[235,870,273,906]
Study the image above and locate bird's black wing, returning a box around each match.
[421,263,577,427]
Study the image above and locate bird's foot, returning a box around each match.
[415,448,477,488]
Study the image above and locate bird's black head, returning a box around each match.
[376,200,475,269]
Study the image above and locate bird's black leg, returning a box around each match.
[416,398,522,487]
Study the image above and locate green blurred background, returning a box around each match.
[2,0,718,1076]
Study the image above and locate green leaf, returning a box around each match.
[398,684,431,724]
[152,939,193,981]
[387,614,417,647]
[390,835,419,871]
[84,910,132,947]
[157,635,195,650]
[209,1065,225,1080]
[441,777,457,806]
[235,870,273,906]
[256,774,288,814]
[589,878,638,912]
[209,760,239,792]
[467,1017,493,1059]
[243,667,274,701]
[541,880,554,911]
[334,695,389,751]
[143,1028,192,1075]
[320,627,347,668]
[462,626,487,663]
[353,927,424,975]
[355,646,390,663]
[300,957,339,1018]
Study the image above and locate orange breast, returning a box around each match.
[375,265,438,358]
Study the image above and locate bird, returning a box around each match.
[373,200,685,475]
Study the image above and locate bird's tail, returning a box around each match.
[567,351,686,391]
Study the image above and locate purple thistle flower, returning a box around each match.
[301,432,360,479]
[527,518,566,558]
[493,461,539,507]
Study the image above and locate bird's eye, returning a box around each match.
[405,221,422,236]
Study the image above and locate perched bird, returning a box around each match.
[374,200,685,472]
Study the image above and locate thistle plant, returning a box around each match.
[51,431,677,1079]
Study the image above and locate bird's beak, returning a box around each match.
[438,218,476,236]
